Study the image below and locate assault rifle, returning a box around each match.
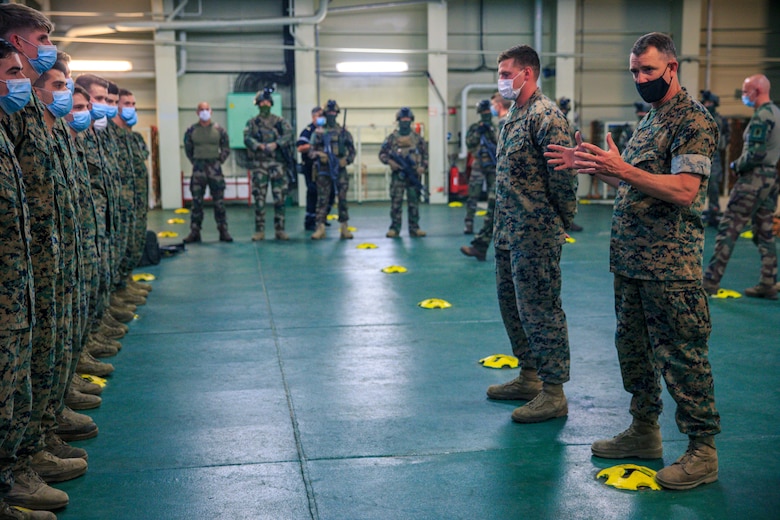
[478,125,497,167]
[389,151,430,203]
[320,130,340,195]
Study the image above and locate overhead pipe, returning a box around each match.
[64,0,328,39]
[458,84,495,159]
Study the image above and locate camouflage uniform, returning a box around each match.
[493,89,577,384]
[378,130,428,234]
[96,124,123,289]
[1,94,65,461]
[77,129,112,337]
[129,132,150,269]
[244,112,293,234]
[309,124,355,225]
[0,121,34,496]
[61,125,100,399]
[48,119,82,433]
[106,120,135,289]
[183,121,230,232]
[465,120,497,253]
[612,88,720,436]
[704,101,780,289]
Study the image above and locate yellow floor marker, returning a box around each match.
[356,243,377,249]
[597,464,661,491]
[479,354,519,369]
[381,265,407,273]
[418,298,451,309]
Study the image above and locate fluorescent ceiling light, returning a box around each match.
[336,61,408,73]
[70,60,133,72]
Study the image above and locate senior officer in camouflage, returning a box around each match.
[378,107,428,238]
[309,100,356,240]
[547,32,721,490]
[484,44,578,425]
[0,38,38,520]
[244,89,294,241]
[703,74,780,300]
[460,100,498,258]
[183,101,232,243]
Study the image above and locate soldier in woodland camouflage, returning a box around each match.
[703,74,780,300]
[183,101,232,243]
[378,107,428,238]
[244,89,293,241]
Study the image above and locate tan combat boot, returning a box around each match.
[340,222,353,239]
[487,368,542,400]
[410,229,426,237]
[591,418,663,459]
[386,229,399,238]
[511,382,568,423]
[655,436,718,490]
[251,231,265,241]
[275,229,289,240]
[311,223,326,240]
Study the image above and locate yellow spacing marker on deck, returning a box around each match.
[381,265,407,273]
[479,354,519,369]
[596,464,661,491]
[711,288,742,299]
[418,298,452,309]
[132,273,156,282]
[448,201,463,208]
[174,208,190,214]
[157,231,178,238]
[167,218,186,224]
[356,243,377,249]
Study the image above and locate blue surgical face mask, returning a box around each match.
[19,36,57,75]
[490,106,499,117]
[741,94,755,108]
[65,78,74,93]
[105,104,118,118]
[67,110,91,132]
[316,116,326,127]
[90,102,109,119]
[120,106,136,122]
[43,89,73,118]
[124,111,138,127]
[0,78,32,114]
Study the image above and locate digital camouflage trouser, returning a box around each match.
[0,327,32,494]
[189,160,227,230]
[495,247,570,384]
[613,274,720,437]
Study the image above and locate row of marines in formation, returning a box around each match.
[0,4,150,519]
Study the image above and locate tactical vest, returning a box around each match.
[190,124,223,160]
[391,132,422,164]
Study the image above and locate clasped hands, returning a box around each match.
[544,131,625,178]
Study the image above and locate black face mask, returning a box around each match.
[635,64,670,103]
[398,121,412,135]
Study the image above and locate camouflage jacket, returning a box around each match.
[1,93,63,271]
[243,113,293,168]
[611,88,717,281]
[465,121,497,171]
[309,124,356,173]
[732,101,780,174]
[76,128,111,238]
[0,121,34,329]
[493,89,577,250]
[378,130,427,172]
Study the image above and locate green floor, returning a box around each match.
[54,201,779,520]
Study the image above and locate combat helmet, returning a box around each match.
[476,99,491,113]
[396,106,414,120]
[255,86,274,106]
[325,99,340,114]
